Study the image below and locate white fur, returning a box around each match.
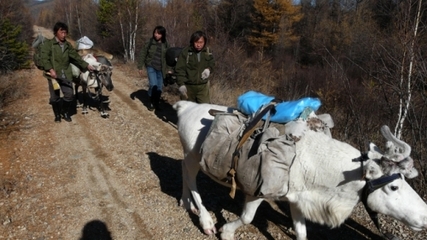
[173,100,427,240]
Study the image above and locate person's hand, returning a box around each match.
[48,69,57,79]
[179,85,188,99]
[138,69,144,76]
[87,65,96,71]
[201,68,210,80]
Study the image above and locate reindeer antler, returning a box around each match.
[379,125,418,178]
[380,125,411,161]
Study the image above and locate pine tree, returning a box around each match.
[0,19,30,74]
[97,0,116,38]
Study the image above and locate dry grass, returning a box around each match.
[0,70,31,110]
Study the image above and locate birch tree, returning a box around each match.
[394,0,423,139]
[115,0,143,62]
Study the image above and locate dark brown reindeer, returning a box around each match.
[72,54,113,118]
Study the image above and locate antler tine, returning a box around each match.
[380,125,411,160]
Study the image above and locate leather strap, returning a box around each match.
[228,101,278,198]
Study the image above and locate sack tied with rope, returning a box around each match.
[200,104,296,198]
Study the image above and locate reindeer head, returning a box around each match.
[362,125,427,231]
[366,125,418,179]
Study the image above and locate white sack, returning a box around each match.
[77,36,94,50]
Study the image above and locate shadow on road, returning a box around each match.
[130,89,177,125]
[79,219,113,240]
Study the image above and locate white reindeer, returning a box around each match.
[173,100,427,240]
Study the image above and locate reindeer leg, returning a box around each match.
[290,202,308,240]
[98,89,109,118]
[82,85,88,114]
[74,83,83,108]
[182,152,216,235]
[220,196,264,240]
[99,101,109,118]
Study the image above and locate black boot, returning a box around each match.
[152,90,162,110]
[51,101,61,122]
[148,95,155,111]
[62,100,72,122]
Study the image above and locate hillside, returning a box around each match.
[25,0,54,21]
[0,27,425,240]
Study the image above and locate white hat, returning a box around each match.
[77,36,94,50]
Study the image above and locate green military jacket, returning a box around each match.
[137,38,170,79]
[175,45,215,86]
[40,38,88,82]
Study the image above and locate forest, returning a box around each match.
[1,0,427,195]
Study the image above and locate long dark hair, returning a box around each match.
[153,26,167,43]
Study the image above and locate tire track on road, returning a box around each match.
[60,115,154,239]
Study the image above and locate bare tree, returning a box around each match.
[116,0,142,62]
[394,0,423,139]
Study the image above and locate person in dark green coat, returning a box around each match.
[175,31,215,104]
[40,22,95,122]
[137,26,170,111]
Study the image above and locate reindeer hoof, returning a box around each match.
[82,108,88,114]
[203,227,217,235]
[100,112,109,118]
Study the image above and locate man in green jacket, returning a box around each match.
[40,21,95,122]
[175,31,215,104]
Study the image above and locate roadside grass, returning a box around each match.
[0,70,30,111]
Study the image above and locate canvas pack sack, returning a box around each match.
[32,33,49,70]
[76,36,94,50]
[200,111,296,197]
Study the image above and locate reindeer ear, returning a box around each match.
[364,160,383,180]
[317,113,334,128]
[397,157,419,179]
[367,143,383,160]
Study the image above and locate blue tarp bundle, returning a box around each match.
[237,91,322,123]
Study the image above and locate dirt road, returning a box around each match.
[0,63,425,240]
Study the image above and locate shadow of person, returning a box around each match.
[153,99,178,125]
[130,89,178,125]
[130,89,151,111]
[79,219,112,240]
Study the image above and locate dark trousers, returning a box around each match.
[185,82,210,104]
[47,78,74,103]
